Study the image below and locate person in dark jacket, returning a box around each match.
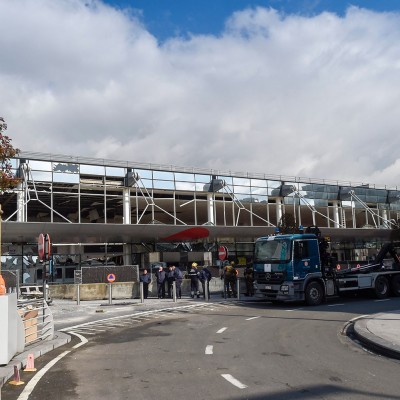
[188,262,200,298]
[172,265,183,299]
[155,266,166,299]
[199,266,212,299]
[139,268,152,299]
[166,265,175,298]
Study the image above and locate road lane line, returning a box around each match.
[205,345,213,354]
[328,304,345,307]
[221,374,248,389]
[375,299,391,302]
[246,316,260,321]
[69,331,88,349]
[17,351,71,400]
[217,327,227,334]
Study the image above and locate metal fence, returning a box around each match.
[17,298,54,346]
[81,265,139,284]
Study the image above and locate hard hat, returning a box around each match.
[192,262,198,267]
[230,261,235,265]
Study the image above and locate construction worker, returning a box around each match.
[221,261,238,298]
[188,262,200,298]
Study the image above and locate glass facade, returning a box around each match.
[1,152,400,281]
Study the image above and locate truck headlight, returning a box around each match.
[280,285,289,293]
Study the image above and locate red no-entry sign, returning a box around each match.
[218,246,229,261]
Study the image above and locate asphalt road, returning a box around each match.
[3,297,400,400]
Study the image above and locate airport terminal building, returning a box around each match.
[1,151,400,283]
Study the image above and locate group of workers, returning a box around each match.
[139,261,255,299]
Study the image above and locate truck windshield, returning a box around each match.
[254,239,291,262]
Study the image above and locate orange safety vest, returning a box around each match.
[0,275,6,295]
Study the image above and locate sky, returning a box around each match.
[1,0,400,187]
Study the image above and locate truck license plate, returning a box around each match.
[265,285,272,290]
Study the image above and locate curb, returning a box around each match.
[0,331,71,387]
[352,316,400,360]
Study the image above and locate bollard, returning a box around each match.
[205,280,209,302]
[172,281,177,303]
[140,281,144,303]
[236,278,240,300]
[76,284,80,305]
[108,283,112,305]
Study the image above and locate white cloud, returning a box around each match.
[1,1,400,187]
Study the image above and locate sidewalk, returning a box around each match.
[352,310,400,360]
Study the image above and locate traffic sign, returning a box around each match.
[74,270,82,284]
[218,246,229,261]
[38,234,45,261]
[107,273,116,283]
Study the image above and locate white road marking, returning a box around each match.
[285,308,304,311]
[17,351,71,400]
[217,327,227,334]
[328,304,345,307]
[205,345,213,355]
[246,316,260,321]
[375,299,391,302]
[221,374,248,389]
[70,331,88,349]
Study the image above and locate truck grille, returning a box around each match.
[256,272,285,284]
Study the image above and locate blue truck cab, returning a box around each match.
[253,233,326,305]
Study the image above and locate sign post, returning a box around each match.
[107,273,116,305]
[74,270,82,305]
[38,233,51,303]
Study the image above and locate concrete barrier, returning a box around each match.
[49,279,226,300]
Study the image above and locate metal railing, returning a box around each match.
[17,298,54,346]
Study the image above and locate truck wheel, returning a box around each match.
[305,281,323,306]
[390,275,400,297]
[374,275,389,299]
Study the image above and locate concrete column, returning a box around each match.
[207,193,215,225]
[333,201,340,228]
[276,198,283,224]
[16,181,26,222]
[123,188,131,225]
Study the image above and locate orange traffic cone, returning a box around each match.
[0,274,6,295]
[24,353,37,372]
[9,365,24,385]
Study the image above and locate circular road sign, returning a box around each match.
[218,245,228,261]
[107,273,116,283]
[38,233,45,261]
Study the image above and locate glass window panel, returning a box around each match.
[153,171,174,180]
[233,185,251,194]
[53,173,79,184]
[135,169,152,179]
[140,179,153,189]
[175,172,195,181]
[195,174,212,183]
[153,180,175,190]
[250,178,267,188]
[31,170,52,182]
[251,187,268,195]
[314,199,328,207]
[80,164,105,175]
[267,180,282,189]
[195,182,206,191]
[233,177,250,186]
[106,167,125,177]
[28,160,52,171]
[175,181,196,191]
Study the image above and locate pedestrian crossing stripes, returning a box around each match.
[60,301,242,336]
